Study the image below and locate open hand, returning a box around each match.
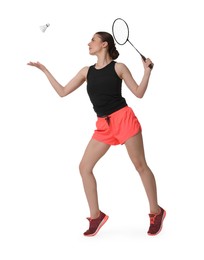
[27,61,47,72]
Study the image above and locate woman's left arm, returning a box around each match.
[116,58,153,98]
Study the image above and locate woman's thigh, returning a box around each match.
[79,139,110,173]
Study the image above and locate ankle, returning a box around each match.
[90,210,100,219]
[150,206,161,215]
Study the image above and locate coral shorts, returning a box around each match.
[92,106,142,145]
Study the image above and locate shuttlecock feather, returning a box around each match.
[40,23,50,32]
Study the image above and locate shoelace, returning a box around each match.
[149,214,157,225]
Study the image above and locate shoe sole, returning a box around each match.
[148,210,166,236]
[84,215,109,237]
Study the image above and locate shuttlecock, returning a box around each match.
[40,23,50,32]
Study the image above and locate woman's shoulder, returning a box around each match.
[115,61,128,70]
[115,62,127,68]
[79,66,90,75]
[114,62,129,77]
[79,65,94,80]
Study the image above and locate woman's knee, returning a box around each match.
[79,160,92,177]
[133,159,148,174]
[79,160,85,175]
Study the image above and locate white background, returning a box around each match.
[0,0,203,259]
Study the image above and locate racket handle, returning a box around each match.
[141,55,154,70]
[149,63,154,69]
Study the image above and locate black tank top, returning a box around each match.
[87,61,127,117]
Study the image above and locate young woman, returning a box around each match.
[27,31,166,237]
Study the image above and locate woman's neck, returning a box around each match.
[95,57,113,69]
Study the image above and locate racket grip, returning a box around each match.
[141,55,154,70]
[149,63,154,69]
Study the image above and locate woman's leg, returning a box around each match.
[79,139,110,219]
[125,132,160,214]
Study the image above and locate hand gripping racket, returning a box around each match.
[112,18,153,69]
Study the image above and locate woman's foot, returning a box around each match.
[84,211,109,236]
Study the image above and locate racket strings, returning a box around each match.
[112,19,129,45]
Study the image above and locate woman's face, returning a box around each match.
[88,34,106,55]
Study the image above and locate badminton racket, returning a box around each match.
[112,18,153,69]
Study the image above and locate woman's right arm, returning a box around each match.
[27,61,88,97]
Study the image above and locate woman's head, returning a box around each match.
[96,32,119,59]
[89,31,119,60]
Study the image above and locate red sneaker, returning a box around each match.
[147,207,166,236]
[83,211,109,236]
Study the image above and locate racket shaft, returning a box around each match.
[128,40,153,69]
[128,40,145,59]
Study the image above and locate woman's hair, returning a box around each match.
[95,31,119,60]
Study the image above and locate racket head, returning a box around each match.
[112,18,129,45]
